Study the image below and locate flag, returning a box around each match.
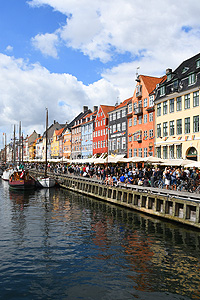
[192,135,195,140]
[177,136,182,140]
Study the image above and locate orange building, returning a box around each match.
[128,75,165,158]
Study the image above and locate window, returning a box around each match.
[157,103,161,116]
[176,145,182,159]
[193,91,199,107]
[163,146,168,159]
[149,129,154,138]
[129,135,132,142]
[157,124,161,138]
[144,148,147,157]
[157,146,161,158]
[117,123,121,132]
[185,94,190,109]
[176,96,182,111]
[113,124,116,132]
[122,137,126,149]
[163,122,168,137]
[133,148,137,157]
[193,115,199,132]
[122,109,126,117]
[144,114,147,123]
[117,111,121,119]
[167,73,172,81]
[134,117,137,125]
[169,145,174,159]
[129,148,132,157]
[196,60,200,68]
[149,113,153,122]
[185,117,190,134]
[177,119,182,135]
[113,113,116,120]
[188,73,196,85]
[128,103,132,113]
[138,148,142,157]
[169,99,174,113]
[149,95,154,107]
[163,101,168,115]
[144,98,148,107]
[138,116,142,124]
[122,122,126,131]
[109,114,112,122]
[117,138,120,149]
[129,118,132,127]
[170,121,174,136]
[144,130,148,137]
[103,119,105,125]
[160,86,165,96]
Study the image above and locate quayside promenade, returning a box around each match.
[31,170,200,229]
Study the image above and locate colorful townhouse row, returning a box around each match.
[2,52,200,163]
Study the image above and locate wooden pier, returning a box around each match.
[31,171,200,229]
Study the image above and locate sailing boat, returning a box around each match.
[37,108,55,188]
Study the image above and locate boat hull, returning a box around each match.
[37,177,55,188]
[9,179,35,190]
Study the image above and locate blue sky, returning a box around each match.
[1,0,200,147]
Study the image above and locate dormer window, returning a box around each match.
[160,86,165,96]
[188,73,196,85]
[182,66,189,74]
[196,59,200,68]
[167,73,172,81]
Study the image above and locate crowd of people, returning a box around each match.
[11,162,200,192]
[63,163,200,191]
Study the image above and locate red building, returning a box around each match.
[93,105,115,156]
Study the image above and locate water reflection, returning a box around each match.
[0,182,200,300]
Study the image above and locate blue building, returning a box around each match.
[81,107,98,159]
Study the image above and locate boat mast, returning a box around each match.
[13,124,16,166]
[4,133,6,164]
[45,108,48,177]
[19,121,21,164]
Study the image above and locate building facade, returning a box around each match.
[93,105,115,157]
[128,75,165,158]
[81,107,97,159]
[108,98,131,156]
[154,53,200,161]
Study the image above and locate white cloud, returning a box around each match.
[0,54,118,138]
[5,45,13,52]
[28,0,200,65]
[31,32,59,58]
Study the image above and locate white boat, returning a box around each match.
[2,168,15,181]
[37,177,55,188]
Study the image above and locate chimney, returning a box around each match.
[83,106,88,113]
[93,106,98,112]
[166,68,172,74]
[54,120,56,124]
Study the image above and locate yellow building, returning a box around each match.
[155,53,200,161]
[51,128,64,159]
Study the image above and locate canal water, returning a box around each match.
[0,180,200,300]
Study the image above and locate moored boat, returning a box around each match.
[37,177,55,188]
[9,170,35,190]
[2,167,15,181]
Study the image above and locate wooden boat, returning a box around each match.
[9,170,35,190]
[36,108,55,188]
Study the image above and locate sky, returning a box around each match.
[1,0,200,147]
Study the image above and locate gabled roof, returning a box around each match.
[100,105,115,118]
[108,97,132,113]
[55,127,65,136]
[140,75,166,94]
